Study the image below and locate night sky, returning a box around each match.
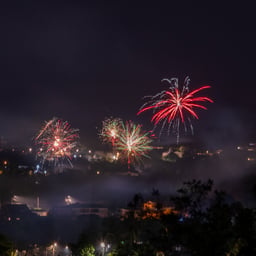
[1,2,256,147]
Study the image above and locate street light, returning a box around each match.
[52,242,57,256]
[100,242,105,256]
[64,245,70,256]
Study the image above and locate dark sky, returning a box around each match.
[0,2,256,147]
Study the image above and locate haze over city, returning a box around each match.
[0,2,256,255]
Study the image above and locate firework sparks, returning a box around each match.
[137,76,213,143]
[35,117,79,168]
[116,121,153,169]
[100,117,122,146]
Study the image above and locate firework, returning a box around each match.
[100,117,122,146]
[137,76,213,142]
[116,121,153,169]
[35,117,79,168]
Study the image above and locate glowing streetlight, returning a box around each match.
[100,242,105,256]
[52,242,57,256]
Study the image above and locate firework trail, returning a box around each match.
[116,121,153,169]
[137,76,213,143]
[35,119,54,140]
[99,117,122,147]
[35,117,79,170]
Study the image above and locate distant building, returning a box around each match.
[31,208,48,217]
[0,204,37,222]
[49,203,109,218]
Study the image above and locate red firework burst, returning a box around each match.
[137,77,213,142]
[35,117,79,166]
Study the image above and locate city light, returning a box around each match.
[100,242,105,256]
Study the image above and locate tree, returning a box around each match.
[169,180,249,256]
[80,244,95,256]
[0,234,16,256]
[70,232,97,256]
[171,179,213,219]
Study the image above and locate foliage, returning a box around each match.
[169,180,256,256]
[2,178,256,256]
[80,244,95,256]
[171,179,213,218]
[0,234,16,256]
[70,230,99,256]
[95,180,256,255]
